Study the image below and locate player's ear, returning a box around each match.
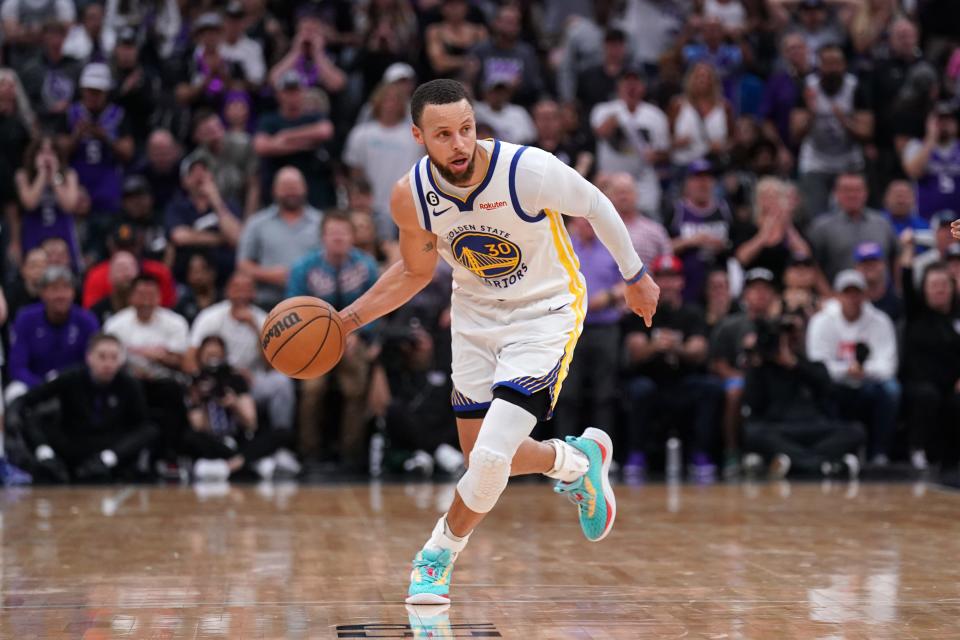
[412,124,425,145]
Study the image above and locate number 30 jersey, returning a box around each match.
[409,139,588,305]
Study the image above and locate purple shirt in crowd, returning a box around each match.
[8,303,100,387]
[570,234,623,327]
[758,68,804,147]
[66,102,128,215]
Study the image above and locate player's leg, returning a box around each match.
[455,418,555,477]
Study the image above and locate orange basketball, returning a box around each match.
[260,296,345,379]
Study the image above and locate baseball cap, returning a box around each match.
[686,159,713,176]
[39,265,75,288]
[179,149,212,180]
[932,210,958,229]
[111,223,138,249]
[604,28,627,43]
[934,101,958,118]
[122,175,150,197]
[382,62,415,84]
[619,61,646,81]
[744,267,776,286]
[117,26,138,45]
[277,69,304,91]
[834,269,867,292]
[652,254,683,275]
[192,12,223,34]
[225,0,244,18]
[79,63,112,91]
[854,242,883,263]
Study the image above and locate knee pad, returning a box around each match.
[457,445,511,513]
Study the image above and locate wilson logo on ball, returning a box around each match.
[261,312,303,350]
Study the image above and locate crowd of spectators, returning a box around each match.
[0,0,959,486]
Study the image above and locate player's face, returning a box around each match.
[413,99,478,186]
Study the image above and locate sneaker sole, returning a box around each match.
[582,427,617,542]
[405,592,450,605]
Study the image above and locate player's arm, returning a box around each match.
[525,150,660,326]
[339,176,438,335]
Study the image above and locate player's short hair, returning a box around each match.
[411,79,471,127]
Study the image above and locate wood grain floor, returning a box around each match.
[1,481,959,639]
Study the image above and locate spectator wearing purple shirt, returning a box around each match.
[552,217,624,439]
[5,266,99,405]
[758,33,810,161]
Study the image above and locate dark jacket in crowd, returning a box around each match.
[743,357,833,423]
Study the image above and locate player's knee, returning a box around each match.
[457,445,511,513]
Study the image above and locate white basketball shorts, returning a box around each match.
[449,289,585,419]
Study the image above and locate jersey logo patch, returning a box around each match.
[432,206,452,217]
[451,232,522,279]
[478,200,507,211]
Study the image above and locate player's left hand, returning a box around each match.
[951,219,960,241]
[625,273,660,328]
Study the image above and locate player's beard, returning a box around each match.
[432,148,477,186]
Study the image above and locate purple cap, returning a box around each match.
[854,242,883,263]
[686,159,713,176]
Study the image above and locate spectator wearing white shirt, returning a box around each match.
[63,2,112,63]
[2,0,77,68]
[343,81,423,239]
[104,274,189,380]
[591,65,670,217]
[472,80,537,146]
[220,1,266,87]
[806,269,900,465]
[188,272,296,434]
[703,0,746,34]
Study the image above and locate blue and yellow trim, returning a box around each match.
[426,139,501,212]
[508,145,545,223]
[451,389,491,413]
[544,208,586,417]
[412,159,431,232]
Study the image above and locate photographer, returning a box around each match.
[742,315,865,479]
[379,319,463,477]
[807,270,900,466]
[181,336,287,481]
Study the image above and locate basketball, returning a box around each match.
[260,296,345,379]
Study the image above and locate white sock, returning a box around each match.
[36,445,55,462]
[100,450,118,468]
[424,515,470,559]
[544,439,589,483]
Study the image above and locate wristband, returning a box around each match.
[624,264,647,285]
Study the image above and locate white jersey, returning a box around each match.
[408,139,643,416]
[410,140,591,305]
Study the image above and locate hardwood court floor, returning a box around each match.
[2,481,959,639]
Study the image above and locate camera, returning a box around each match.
[750,314,804,363]
[195,362,235,400]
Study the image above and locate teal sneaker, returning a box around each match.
[554,427,617,542]
[406,548,455,604]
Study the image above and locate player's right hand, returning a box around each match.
[625,273,660,328]
[951,219,960,241]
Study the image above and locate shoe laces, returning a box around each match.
[413,549,451,582]
[554,476,594,512]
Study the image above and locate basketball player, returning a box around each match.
[339,80,660,604]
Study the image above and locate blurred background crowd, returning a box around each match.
[0,0,958,487]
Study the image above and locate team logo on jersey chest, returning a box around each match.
[451,232,522,279]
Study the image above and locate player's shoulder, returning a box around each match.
[503,142,555,175]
